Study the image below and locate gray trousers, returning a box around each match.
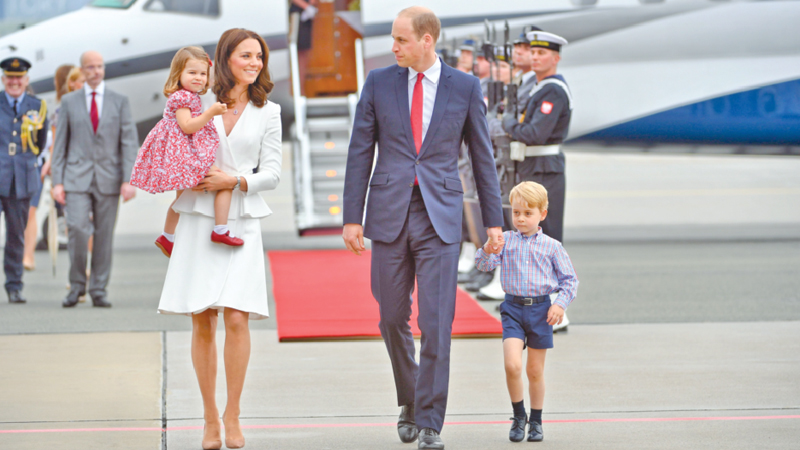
[65,182,119,297]
[1,178,30,293]
[370,188,461,433]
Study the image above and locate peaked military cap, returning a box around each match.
[513,33,529,46]
[526,30,568,52]
[0,57,31,76]
[493,46,510,62]
[458,39,477,52]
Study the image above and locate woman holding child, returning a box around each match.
[155,28,282,449]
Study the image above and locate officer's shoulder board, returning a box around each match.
[529,79,573,111]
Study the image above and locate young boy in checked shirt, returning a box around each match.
[474,181,578,443]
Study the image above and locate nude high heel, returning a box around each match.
[202,419,223,450]
[223,410,245,449]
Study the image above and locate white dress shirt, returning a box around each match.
[407,57,442,142]
[84,81,105,119]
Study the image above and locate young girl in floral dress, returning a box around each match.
[131,46,243,256]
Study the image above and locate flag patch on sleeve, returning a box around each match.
[541,101,553,114]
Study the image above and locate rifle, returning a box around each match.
[492,20,518,206]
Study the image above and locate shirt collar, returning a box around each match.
[408,57,442,85]
[517,228,543,239]
[85,81,105,97]
[5,91,25,107]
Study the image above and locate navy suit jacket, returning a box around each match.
[0,92,48,198]
[343,60,503,244]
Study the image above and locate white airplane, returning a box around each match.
[1,0,797,145]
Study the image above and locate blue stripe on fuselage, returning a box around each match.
[577,78,800,145]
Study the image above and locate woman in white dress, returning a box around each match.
[157,28,281,449]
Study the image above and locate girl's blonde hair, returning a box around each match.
[509,181,549,211]
[163,46,212,97]
[64,66,84,93]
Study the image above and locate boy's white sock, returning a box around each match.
[162,232,175,243]
[213,225,230,236]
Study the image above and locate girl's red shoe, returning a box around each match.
[155,235,173,257]
[211,230,244,246]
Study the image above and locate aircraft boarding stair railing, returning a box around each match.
[289,10,365,233]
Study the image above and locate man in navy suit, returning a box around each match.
[0,57,48,304]
[343,6,504,449]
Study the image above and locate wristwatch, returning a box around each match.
[233,176,241,191]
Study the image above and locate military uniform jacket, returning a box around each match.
[0,92,48,198]
[51,87,138,195]
[504,75,572,174]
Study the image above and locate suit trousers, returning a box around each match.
[65,180,119,297]
[516,161,566,243]
[370,187,461,432]
[1,177,30,293]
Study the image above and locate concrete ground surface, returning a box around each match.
[1,149,799,449]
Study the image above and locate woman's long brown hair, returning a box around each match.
[213,29,274,108]
[54,64,74,102]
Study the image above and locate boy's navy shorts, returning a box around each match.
[499,294,554,349]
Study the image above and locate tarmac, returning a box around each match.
[1,147,799,449]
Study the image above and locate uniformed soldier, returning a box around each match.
[455,39,476,73]
[512,29,539,111]
[0,57,48,304]
[502,30,572,244]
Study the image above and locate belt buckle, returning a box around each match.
[522,297,534,306]
[8,142,16,156]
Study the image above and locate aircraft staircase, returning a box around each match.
[288,8,365,233]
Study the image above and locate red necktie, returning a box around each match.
[411,73,424,153]
[90,91,99,133]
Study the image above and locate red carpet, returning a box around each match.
[268,250,502,342]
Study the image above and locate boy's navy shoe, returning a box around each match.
[527,421,543,442]
[509,415,527,442]
[418,428,444,449]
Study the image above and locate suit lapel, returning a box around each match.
[0,92,14,117]
[18,95,34,118]
[96,89,111,135]
[76,88,94,133]
[417,63,451,158]
[394,67,416,156]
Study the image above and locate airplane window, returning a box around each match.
[91,0,137,8]
[144,0,220,16]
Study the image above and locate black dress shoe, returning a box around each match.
[7,290,26,304]
[91,295,112,308]
[418,428,444,449]
[62,290,84,307]
[463,270,493,292]
[509,415,527,442]
[457,266,479,284]
[527,421,543,442]
[397,404,418,443]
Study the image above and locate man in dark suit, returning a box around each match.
[0,57,48,304]
[342,7,504,449]
[51,50,138,308]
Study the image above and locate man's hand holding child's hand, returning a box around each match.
[484,227,504,254]
[483,238,504,255]
[547,305,565,326]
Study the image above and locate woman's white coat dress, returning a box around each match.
[158,101,282,320]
